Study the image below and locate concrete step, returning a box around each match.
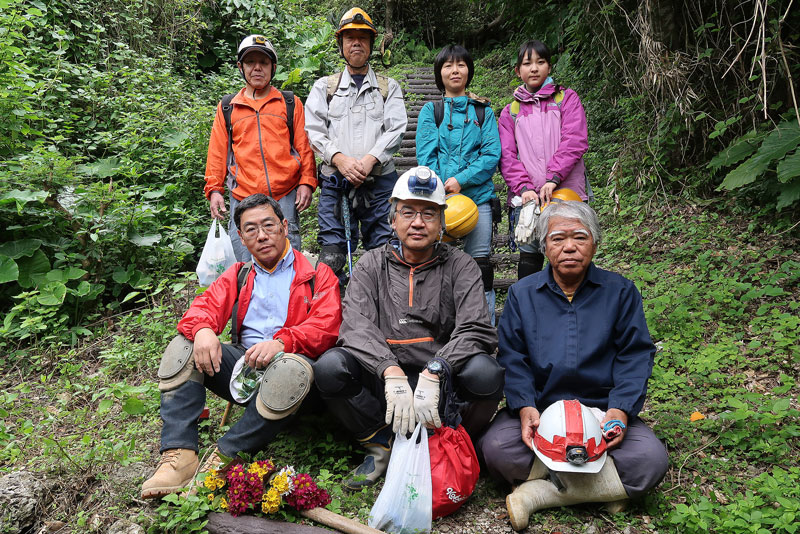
[399,147,416,157]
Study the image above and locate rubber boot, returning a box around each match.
[344,425,393,490]
[518,251,544,280]
[141,449,199,499]
[506,457,628,531]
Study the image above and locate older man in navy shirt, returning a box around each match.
[477,200,668,529]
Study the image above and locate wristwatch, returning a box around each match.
[425,359,445,377]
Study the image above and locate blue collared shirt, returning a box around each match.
[240,247,296,349]
[498,263,655,416]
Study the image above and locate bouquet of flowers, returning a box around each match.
[202,459,331,517]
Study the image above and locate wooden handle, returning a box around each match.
[299,508,386,534]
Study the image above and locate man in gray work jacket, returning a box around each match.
[304,7,407,282]
[312,166,504,490]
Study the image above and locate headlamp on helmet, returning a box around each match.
[407,167,437,196]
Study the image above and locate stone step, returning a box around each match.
[405,87,440,95]
[394,156,418,168]
[399,147,416,157]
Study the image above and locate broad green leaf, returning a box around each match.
[776,180,800,210]
[757,119,800,163]
[16,250,50,288]
[162,130,189,148]
[0,238,41,259]
[0,190,48,213]
[75,281,90,297]
[112,268,131,284]
[98,398,113,413]
[142,187,166,200]
[0,255,19,284]
[36,281,67,306]
[128,232,162,247]
[77,157,120,178]
[772,398,790,413]
[708,131,760,170]
[717,153,771,190]
[122,397,145,415]
[777,149,800,183]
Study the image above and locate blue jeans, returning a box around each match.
[462,201,496,325]
[159,343,302,457]
[229,190,301,262]
[317,171,397,253]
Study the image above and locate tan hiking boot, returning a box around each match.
[141,449,199,499]
[184,447,230,497]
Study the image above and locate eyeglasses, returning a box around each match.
[242,222,282,240]
[397,207,439,222]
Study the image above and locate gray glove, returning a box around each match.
[384,376,415,434]
[514,201,540,245]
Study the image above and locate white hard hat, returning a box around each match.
[390,166,447,207]
[531,399,608,474]
[237,34,278,66]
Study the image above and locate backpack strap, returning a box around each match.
[474,102,486,127]
[221,93,237,170]
[280,90,296,150]
[326,72,344,105]
[230,261,253,346]
[433,100,444,128]
[375,74,389,101]
[326,71,389,104]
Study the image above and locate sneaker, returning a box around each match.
[141,449,199,499]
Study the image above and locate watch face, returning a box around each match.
[427,360,443,374]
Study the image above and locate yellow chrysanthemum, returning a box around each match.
[203,469,225,491]
[220,497,228,511]
[271,473,290,495]
[261,487,281,514]
[248,462,273,478]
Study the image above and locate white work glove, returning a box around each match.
[413,374,442,428]
[514,201,540,246]
[384,376,415,435]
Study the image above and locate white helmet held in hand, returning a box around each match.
[532,399,608,473]
[390,166,447,207]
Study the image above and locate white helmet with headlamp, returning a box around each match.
[390,166,447,207]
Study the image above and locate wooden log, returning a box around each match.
[301,508,386,534]
[206,509,387,534]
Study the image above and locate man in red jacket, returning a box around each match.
[141,194,341,499]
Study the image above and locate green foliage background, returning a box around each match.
[0,0,798,533]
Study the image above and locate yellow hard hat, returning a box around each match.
[542,187,582,209]
[442,193,478,242]
[336,8,377,37]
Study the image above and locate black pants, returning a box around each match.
[312,347,504,441]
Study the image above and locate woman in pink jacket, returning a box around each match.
[499,40,590,279]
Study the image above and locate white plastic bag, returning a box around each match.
[196,219,236,286]
[369,423,432,534]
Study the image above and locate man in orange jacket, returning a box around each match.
[204,35,317,260]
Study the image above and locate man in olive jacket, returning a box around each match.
[313,166,504,489]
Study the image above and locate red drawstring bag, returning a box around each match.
[428,424,479,519]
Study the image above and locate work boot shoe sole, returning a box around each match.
[506,493,529,532]
[141,476,194,499]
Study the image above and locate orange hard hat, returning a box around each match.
[336,8,377,37]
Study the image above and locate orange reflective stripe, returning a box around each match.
[386,337,435,345]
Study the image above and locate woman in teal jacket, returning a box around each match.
[416,44,502,323]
